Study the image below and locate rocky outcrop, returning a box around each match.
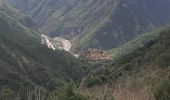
[41,34,72,52]
[54,37,72,52]
[41,34,56,50]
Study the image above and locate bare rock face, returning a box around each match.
[41,34,56,50]
[41,34,72,52]
[82,48,113,61]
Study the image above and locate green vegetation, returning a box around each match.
[1,1,170,100]
[0,88,14,100]
[8,0,170,51]
[153,81,170,100]
[47,83,89,100]
[84,27,170,99]
[111,28,163,60]
[0,4,90,94]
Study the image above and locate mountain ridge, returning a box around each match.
[7,0,170,51]
[81,26,170,100]
[0,4,90,92]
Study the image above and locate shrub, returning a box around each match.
[0,88,14,100]
[47,83,89,100]
[153,81,170,100]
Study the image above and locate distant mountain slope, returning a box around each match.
[0,4,89,91]
[7,0,170,51]
[82,26,170,100]
[110,28,162,60]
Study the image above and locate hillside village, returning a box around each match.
[82,48,113,61]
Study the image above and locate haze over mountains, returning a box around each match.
[0,0,170,100]
[7,0,170,51]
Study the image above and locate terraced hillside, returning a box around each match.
[0,3,89,92]
[7,0,170,51]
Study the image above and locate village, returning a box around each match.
[82,48,113,61]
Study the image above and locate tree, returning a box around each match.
[0,88,14,100]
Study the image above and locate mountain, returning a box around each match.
[7,0,170,51]
[0,3,89,93]
[110,28,162,60]
[82,26,170,100]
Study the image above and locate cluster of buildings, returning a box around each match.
[83,48,113,61]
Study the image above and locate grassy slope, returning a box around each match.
[110,28,163,60]
[82,27,170,100]
[0,5,90,91]
[7,0,170,51]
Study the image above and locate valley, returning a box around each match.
[7,0,170,51]
[0,0,170,100]
[82,27,170,100]
[0,2,90,96]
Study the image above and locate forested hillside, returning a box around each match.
[0,3,89,96]
[1,0,170,100]
[7,0,170,51]
[82,26,170,100]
